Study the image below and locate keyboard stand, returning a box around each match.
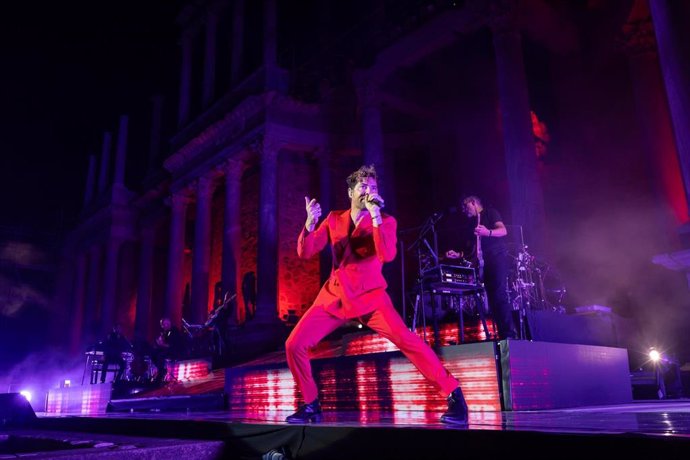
[426,284,492,344]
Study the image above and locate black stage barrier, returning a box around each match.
[526,309,637,348]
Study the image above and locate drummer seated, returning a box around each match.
[100,324,132,383]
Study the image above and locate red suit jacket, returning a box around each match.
[297,209,397,319]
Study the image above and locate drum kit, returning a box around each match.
[508,245,567,311]
[122,352,156,383]
[119,352,176,383]
[507,244,567,338]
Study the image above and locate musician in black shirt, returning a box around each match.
[100,324,132,383]
[207,285,232,356]
[152,318,185,384]
[446,196,517,340]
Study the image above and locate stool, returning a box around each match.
[90,358,122,384]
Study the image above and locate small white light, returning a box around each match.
[649,349,661,362]
[19,390,32,402]
[357,323,363,329]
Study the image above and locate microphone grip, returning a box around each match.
[370,197,385,209]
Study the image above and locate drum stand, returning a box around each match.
[510,245,538,340]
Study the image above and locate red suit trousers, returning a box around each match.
[285,301,459,403]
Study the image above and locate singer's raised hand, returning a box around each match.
[364,193,384,213]
[304,196,322,231]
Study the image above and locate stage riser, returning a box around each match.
[226,340,633,413]
[226,341,503,413]
[500,340,633,410]
[46,383,112,415]
[171,359,211,381]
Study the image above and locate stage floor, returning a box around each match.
[2,400,687,458]
[35,399,690,436]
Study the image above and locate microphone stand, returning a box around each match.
[430,212,443,267]
[422,238,439,267]
[407,212,442,256]
[398,223,425,327]
[407,212,444,345]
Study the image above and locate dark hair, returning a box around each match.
[461,195,483,211]
[346,164,378,189]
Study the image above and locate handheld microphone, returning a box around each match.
[367,195,385,208]
[370,198,385,209]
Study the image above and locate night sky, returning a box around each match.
[0,1,181,231]
[0,1,182,371]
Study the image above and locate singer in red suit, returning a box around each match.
[285,165,469,425]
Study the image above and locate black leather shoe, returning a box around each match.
[440,387,468,425]
[286,399,322,423]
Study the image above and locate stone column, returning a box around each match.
[202,7,220,107]
[623,4,687,226]
[649,0,690,220]
[356,74,395,211]
[256,137,280,324]
[263,0,277,68]
[148,95,164,172]
[318,146,333,284]
[113,115,128,186]
[135,226,156,339]
[97,132,112,194]
[358,77,385,170]
[70,252,88,353]
[263,0,286,91]
[51,247,76,349]
[191,176,215,324]
[100,238,123,335]
[165,192,190,326]
[230,0,245,85]
[222,158,243,324]
[83,155,96,206]
[490,2,547,254]
[317,1,332,54]
[178,30,194,127]
[83,245,103,343]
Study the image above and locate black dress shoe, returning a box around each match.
[286,399,322,423]
[440,387,468,425]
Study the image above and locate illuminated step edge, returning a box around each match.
[225,341,502,414]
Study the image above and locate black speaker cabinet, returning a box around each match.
[0,393,37,427]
